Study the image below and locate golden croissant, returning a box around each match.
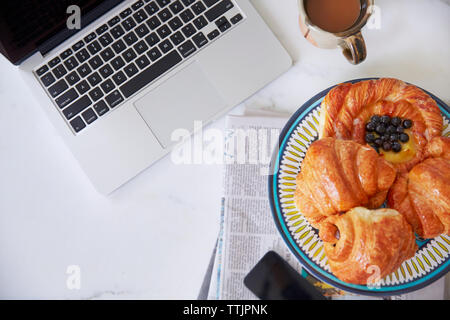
[319,78,443,171]
[388,137,450,239]
[319,207,417,285]
[294,138,397,227]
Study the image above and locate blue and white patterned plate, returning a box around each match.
[268,78,450,296]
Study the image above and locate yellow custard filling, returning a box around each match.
[380,130,416,164]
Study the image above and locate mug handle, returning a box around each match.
[340,31,367,65]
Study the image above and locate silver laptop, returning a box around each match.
[2,0,291,193]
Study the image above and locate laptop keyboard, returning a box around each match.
[34,0,244,134]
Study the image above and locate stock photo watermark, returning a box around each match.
[66,265,81,290]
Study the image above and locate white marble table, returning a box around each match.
[0,0,448,299]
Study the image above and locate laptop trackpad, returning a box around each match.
[134,62,226,148]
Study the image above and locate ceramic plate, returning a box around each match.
[268,78,450,296]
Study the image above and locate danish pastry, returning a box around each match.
[388,137,450,239]
[319,78,443,171]
[294,138,397,227]
[319,207,417,285]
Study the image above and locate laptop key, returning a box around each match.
[134,40,149,55]
[75,48,90,63]
[170,31,185,45]
[181,0,195,6]
[181,23,196,38]
[93,100,109,116]
[70,116,86,133]
[72,40,85,51]
[64,57,79,71]
[111,56,126,70]
[124,31,139,46]
[105,90,124,108]
[112,71,127,85]
[100,47,114,62]
[111,25,125,39]
[87,40,102,55]
[147,47,162,61]
[99,33,113,47]
[159,39,173,53]
[145,32,160,46]
[84,32,96,43]
[133,9,148,23]
[63,95,92,120]
[48,57,61,68]
[132,0,145,11]
[135,55,151,69]
[120,8,133,19]
[56,88,79,109]
[100,79,115,93]
[207,29,219,40]
[87,72,102,86]
[122,48,137,63]
[88,55,104,69]
[108,16,120,27]
[81,108,98,124]
[144,2,159,15]
[217,18,231,32]
[48,79,68,97]
[157,0,171,7]
[120,50,182,98]
[230,13,243,24]
[178,40,196,58]
[112,39,127,54]
[65,71,80,86]
[157,25,172,39]
[180,8,194,23]
[193,16,208,30]
[205,0,233,22]
[99,64,114,78]
[89,87,104,101]
[75,80,90,94]
[60,48,73,60]
[169,1,184,14]
[77,63,92,77]
[135,24,150,38]
[53,64,67,79]
[96,24,109,35]
[122,17,137,31]
[168,16,183,31]
[158,8,173,22]
[147,16,161,30]
[36,65,49,76]
[124,63,139,77]
[192,1,206,15]
[192,32,208,48]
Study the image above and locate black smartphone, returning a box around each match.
[243,251,327,300]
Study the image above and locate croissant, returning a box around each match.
[388,137,450,239]
[319,207,417,285]
[294,138,397,227]
[319,78,443,171]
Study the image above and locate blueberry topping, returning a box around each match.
[389,133,398,142]
[374,138,383,147]
[381,134,390,142]
[402,119,413,129]
[392,142,402,153]
[365,133,376,143]
[381,115,391,125]
[391,117,402,126]
[386,125,397,134]
[375,124,386,135]
[366,122,376,132]
[399,133,409,143]
[396,126,405,134]
[371,115,381,123]
[382,142,392,151]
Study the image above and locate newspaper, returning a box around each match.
[207,112,447,300]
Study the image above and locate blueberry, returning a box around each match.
[391,117,402,126]
[381,115,391,125]
[392,142,402,153]
[399,133,409,143]
[389,133,399,142]
[376,124,386,135]
[365,133,376,143]
[386,125,397,134]
[382,142,392,151]
[371,115,381,123]
[402,119,413,129]
[366,122,376,132]
[374,138,383,147]
[381,134,390,142]
[396,126,405,134]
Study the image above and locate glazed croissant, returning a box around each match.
[388,137,450,239]
[319,207,417,285]
[294,138,397,227]
[319,78,443,171]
